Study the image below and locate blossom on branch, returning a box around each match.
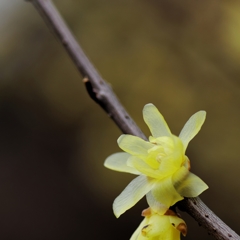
[104,103,208,217]
[130,207,187,240]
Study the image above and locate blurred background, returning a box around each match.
[0,0,240,239]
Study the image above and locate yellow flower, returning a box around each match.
[104,103,208,218]
[130,208,187,240]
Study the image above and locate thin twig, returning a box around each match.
[26,0,239,239]
[28,0,146,140]
[178,197,239,240]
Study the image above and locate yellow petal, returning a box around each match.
[169,215,187,237]
[117,134,153,158]
[150,136,174,152]
[159,153,183,176]
[143,104,172,138]
[179,111,206,151]
[150,136,184,174]
[142,214,170,238]
[172,166,189,190]
[130,218,148,240]
[113,175,156,218]
[142,214,181,240]
[151,177,184,208]
[128,156,164,179]
[146,192,169,215]
[174,172,208,197]
[104,152,141,175]
[164,227,180,240]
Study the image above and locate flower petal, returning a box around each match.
[128,156,165,179]
[142,214,170,238]
[159,151,183,176]
[113,175,156,218]
[179,111,206,151]
[169,216,187,237]
[163,225,180,240]
[143,104,171,138]
[117,134,153,158]
[130,218,148,240]
[146,192,169,215]
[150,177,184,208]
[104,152,141,175]
[172,166,189,190]
[174,172,208,197]
[143,214,180,240]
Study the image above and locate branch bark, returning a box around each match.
[27,0,145,140]
[26,0,239,239]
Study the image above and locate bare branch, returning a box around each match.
[28,0,146,139]
[26,0,239,239]
[178,197,239,240]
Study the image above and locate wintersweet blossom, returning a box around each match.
[130,208,187,240]
[104,103,208,217]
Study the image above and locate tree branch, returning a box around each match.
[26,0,239,239]
[27,0,146,140]
[178,197,239,240]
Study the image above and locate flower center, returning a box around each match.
[156,154,162,163]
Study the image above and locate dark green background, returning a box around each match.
[0,0,240,239]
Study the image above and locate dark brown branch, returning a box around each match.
[26,1,239,239]
[178,197,239,240]
[27,0,145,140]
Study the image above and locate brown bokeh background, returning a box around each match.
[1,0,240,239]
